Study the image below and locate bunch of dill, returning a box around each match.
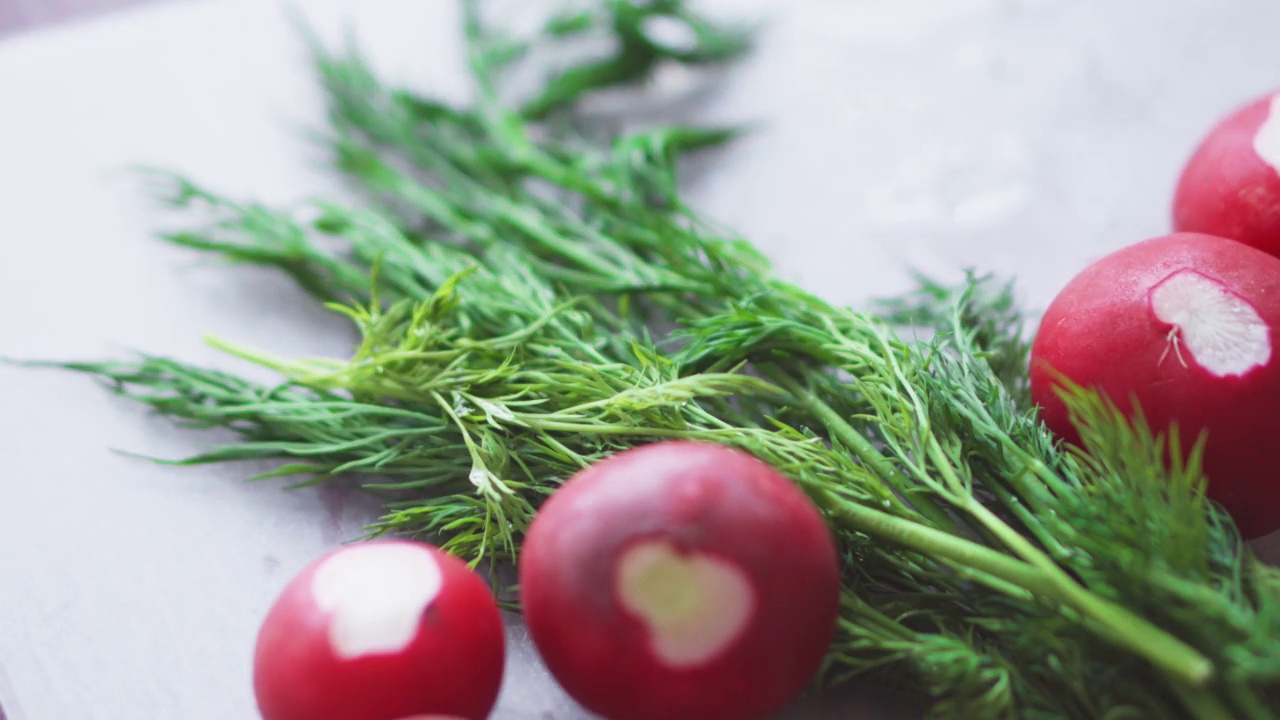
[34,1,1280,718]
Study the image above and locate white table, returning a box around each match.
[3,0,1279,718]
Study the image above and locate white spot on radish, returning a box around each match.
[616,541,754,668]
[1149,270,1271,377]
[311,543,442,659]
[1254,93,1280,174]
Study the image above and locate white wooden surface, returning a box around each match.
[2,0,1280,718]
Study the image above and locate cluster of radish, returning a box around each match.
[251,441,842,720]
[1030,89,1280,540]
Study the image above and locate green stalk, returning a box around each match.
[825,496,1045,592]
[1225,678,1280,720]
[846,598,923,642]
[826,495,1213,688]
[912,437,1216,691]
[966,500,1215,687]
[980,471,1072,561]
[519,418,705,438]
[1170,683,1239,720]
[766,367,961,534]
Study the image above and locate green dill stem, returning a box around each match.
[1224,678,1279,720]
[1208,671,1280,717]
[957,495,1213,687]
[520,418,698,438]
[946,561,1035,602]
[980,472,1072,561]
[492,203,613,276]
[1169,683,1240,720]
[946,395,1067,516]
[923,433,1216,688]
[766,367,961,535]
[825,493,1215,692]
[847,598,921,642]
[1019,455,1075,500]
[204,336,312,375]
[823,493,1047,596]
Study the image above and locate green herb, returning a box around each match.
[25,1,1280,718]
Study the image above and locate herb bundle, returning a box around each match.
[35,1,1280,718]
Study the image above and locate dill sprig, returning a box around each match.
[24,1,1280,718]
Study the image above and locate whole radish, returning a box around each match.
[1029,232,1280,539]
[518,440,841,720]
[1173,89,1280,258]
[253,540,506,720]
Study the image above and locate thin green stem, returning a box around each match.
[520,418,702,438]
[982,471,1072,561]
[1226,678,1279,720]
[959,496,1213,686]
[827,491,1213,687]
[842,594,922,642]
[1169,683,1240,720]
[768,367,961,533]
[825,494,1050,598]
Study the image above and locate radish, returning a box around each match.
[1172,89,1280,258]
[1029,232,1280,539]
[252,540,506,720]
[517,440,841,720]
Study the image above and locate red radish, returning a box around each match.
[1029,232,1280,539]
[517,440,841,720]
[253,540,506,720]
[1173,89,1280,258]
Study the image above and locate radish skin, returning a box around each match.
[518,440,841,720]
[1173,90,1280,258]
[1030,232,1280,539]
[253,541,506,720]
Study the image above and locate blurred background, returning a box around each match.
[0,0,167,36]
